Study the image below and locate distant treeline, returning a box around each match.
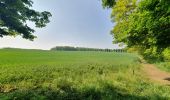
[51,46,126,52]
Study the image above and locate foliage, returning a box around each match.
[162,48,170,61]
[0,0,52,40]
[102,0,116,8]
[102,0,170,61]
[126,46,141,53]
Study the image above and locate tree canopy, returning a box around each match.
[102,0,170,61]
[0,0,52,40]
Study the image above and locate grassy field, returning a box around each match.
[0,48,170,100]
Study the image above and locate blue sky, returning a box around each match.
[0,0,119,50]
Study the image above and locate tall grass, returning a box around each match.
[156,62,170,72]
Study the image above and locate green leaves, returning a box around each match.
[0,0,52,40]
[102,0,170,60]
[102,0,116,8]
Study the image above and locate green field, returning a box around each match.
[0,48,170,100]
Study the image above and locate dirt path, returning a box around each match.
[142,63,170,85]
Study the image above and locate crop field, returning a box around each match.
[0,48,170,100]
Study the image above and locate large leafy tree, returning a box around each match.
[102,0,170,60]
[0,0,52,40]
[127,0,170,59]
[102,0,137,44]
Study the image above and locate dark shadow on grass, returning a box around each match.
[0,83,168,100]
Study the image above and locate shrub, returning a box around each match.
[163,47,170,61]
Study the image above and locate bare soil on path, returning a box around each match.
[142,63,170,85]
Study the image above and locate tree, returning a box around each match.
[0,0,52,40]
[102,0,137,44]
[102,0,116,8]
[102,0,170,61]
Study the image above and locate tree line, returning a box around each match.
[51,46,126,52]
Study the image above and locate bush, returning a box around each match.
[163,48,170,61]
[142,47,164,62]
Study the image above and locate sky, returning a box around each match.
[0,0,120,50]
